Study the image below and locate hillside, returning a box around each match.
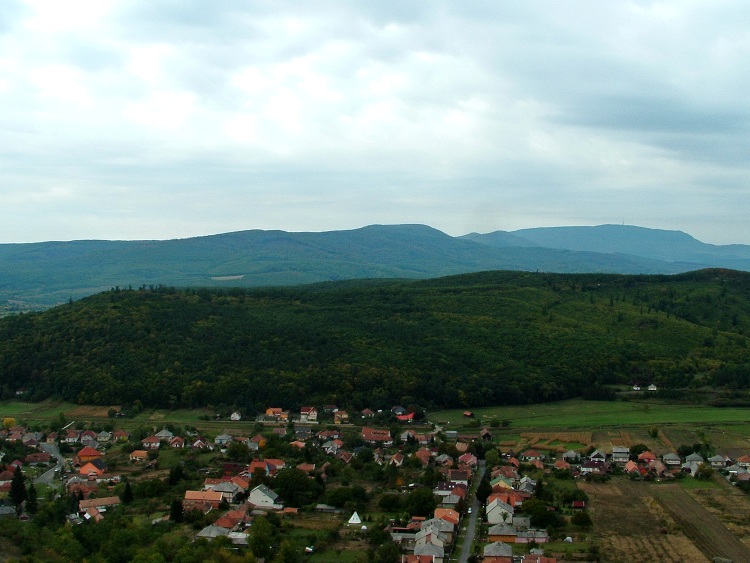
[467,225,750,269]
[0,224,735,309]
[2,269,750,411]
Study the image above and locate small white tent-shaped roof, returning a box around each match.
[348,511,361,525]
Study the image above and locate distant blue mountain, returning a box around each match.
[504,225,750,269]
[1,223,746,308]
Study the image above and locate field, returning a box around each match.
[430,399,750,430]
[581,478,750,562]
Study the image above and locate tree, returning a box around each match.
[485,449,500,468]
[26,481,38,514]
[476,476,492,504]
[250,515,275,560]
[3,417,16,430]
[169,498,183,522]
[571,510,593,528]
[406,487,436,517]
[695,463,714,481]
[273,540,300,563]
[122,480,134,504]
[168,465,184,486]
[10,466,27,513]
[273,468,324,507]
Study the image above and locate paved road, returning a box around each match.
[457,460,486,563]
[34,443,64,485]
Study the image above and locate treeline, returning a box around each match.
[1,269,750,411]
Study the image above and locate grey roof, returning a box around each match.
[685,452,705,462]
[484,542,513,556]
[488,523,516,536]
[414,543,444,557]
[197,524,230,539]
[421,517,454,533]
[252,484,279,501]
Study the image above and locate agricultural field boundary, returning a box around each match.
[651,484,750,562]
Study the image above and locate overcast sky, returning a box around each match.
[1,1,749,244]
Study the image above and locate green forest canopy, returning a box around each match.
[1,269,750,412]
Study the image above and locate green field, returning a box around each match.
[0,400,74,422]
[429,399,750,430]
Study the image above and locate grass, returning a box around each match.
[678,477,722,490]
[429,399,750,430]
[309,549,368,562]
[0,399,75,423]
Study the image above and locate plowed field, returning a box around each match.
[580,479,750,562]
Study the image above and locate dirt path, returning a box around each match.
[651,483,750,563]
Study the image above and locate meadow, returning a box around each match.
[429,398,750,430]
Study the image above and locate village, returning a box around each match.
[1,404,747,562]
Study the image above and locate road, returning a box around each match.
[457,460,486,563]
[34,442,64,485]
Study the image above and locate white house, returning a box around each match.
[248,484,282,509]
[486,498,514,525]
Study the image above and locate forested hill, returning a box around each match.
[2,269,750,412]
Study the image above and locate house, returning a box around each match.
[214,433,234,446]
[130,450,149,462]
[484,542,513,558]
[362,427,393,446]
[299,407,318,423]
[247,484,282,509]
[265,408,289,421]
[24,452,51,465]
[611,446,630,464]
[210,481,242,503]
[553,459,570,471]
[589,449,607,463]
[64,429,81,444]
[480,428,493,442]
[414,448,433,467]
[389,453,405,467]
[434,508,460,526]
[79,459,107,478]
[638,451,656,463]
[648,384,658,391]
[709,454,729,469]
[413,543,444,563]
[685,452,705,464]
[141,435,161,450]
[75,446,103,465]
[169,436,185,448]
[487,523,517,543]
[486,498,514,524]
[155,428,174,441]
[448,469,470,487]
[458,453,478,467]
[521,450,545,462]
[361,408,375,418]
[662,452,682,466]
[79,496,121,513]
[334,411,349,424]
[580,460,606,475]
[184,490,223,512]
[561,450,580,463]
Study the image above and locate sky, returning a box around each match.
[1,1,749,245]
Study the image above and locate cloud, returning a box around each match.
[0,1,749,245]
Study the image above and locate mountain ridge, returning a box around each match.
[1,223,748,309]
